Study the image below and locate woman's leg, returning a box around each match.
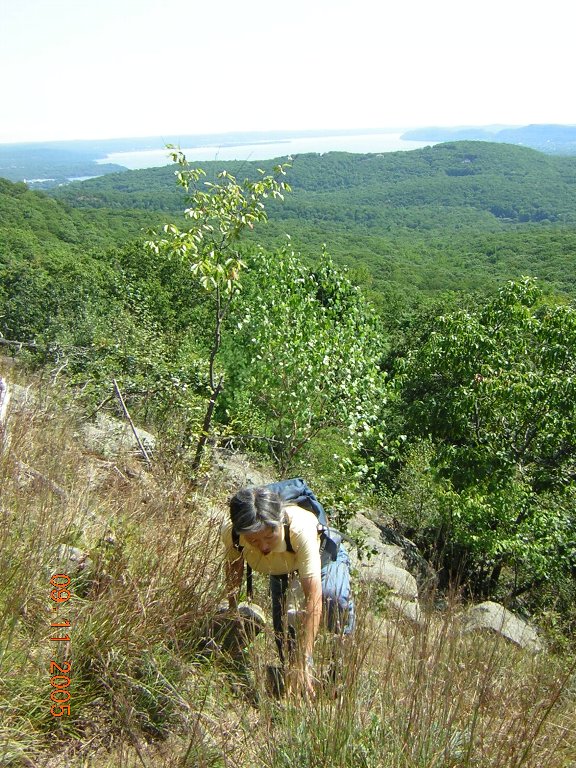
[321,545,355,635]
[269,574,296,663]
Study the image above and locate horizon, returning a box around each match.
[1,122,574,150]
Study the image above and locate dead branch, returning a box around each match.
[112,379,152,467]
[14,459,68,500]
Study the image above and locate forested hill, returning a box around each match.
[47,141,576,302]
[402,123,576,154]
[51,141,576,223]
[0,176,165,255]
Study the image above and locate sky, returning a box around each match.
[0,0,574,144]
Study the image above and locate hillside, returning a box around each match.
[1,368,575,767]
[47,141,576,302]
[0,177,161,253]
[50,141,576,222]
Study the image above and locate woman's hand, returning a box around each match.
[302,661,316,698]
[286,660,317,698]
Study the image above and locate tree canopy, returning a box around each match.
[373,278,576,600]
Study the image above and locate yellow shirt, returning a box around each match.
[221,504,321,580]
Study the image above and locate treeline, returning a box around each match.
[51,142,576,222]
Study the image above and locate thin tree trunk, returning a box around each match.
[191,376,224,472]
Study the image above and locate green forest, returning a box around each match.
[50,141,576,311]
[2,140,576,625]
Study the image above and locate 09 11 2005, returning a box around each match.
[49,573,72,716]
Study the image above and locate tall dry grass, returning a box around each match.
[245,590,575,768]
[1,370,575,768]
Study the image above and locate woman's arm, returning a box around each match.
[225,556,244,610]
[299,573,323,694]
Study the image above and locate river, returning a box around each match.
[96,131,435,170]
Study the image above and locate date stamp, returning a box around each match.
[48,573,72,717]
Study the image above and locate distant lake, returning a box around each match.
[96,131,436,170]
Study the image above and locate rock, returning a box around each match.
[212,449,275,491]
[7,382,36,412]
[348,512,420,599]
[49,545,95,597]
[349,512,410,569]
[200,603,266,658]
[199,602,267,659]
[80,413,156,460]
[351,553,419,600]
[347,512,436,598]
[461,601,544,653]
[54,544,94,575]
[387,595,425,627]
[378,524,438,595]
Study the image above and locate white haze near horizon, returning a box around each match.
[0,0,574,144]
[96,131,435,169]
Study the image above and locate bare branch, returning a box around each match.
[112,379,152,467]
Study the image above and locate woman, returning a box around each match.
[221,484,355,695]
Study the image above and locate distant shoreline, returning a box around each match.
[3,124,575,188]
[94,131,434,170]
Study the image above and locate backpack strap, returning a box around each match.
[284,519,340,564]
[246,564,253,600]
[284,522,293,553]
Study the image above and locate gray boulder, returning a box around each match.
[54,544,94,576]
[49,545,95,597]
[351,552,419,600]
[212,449,275,491]
[199,602,267,658]
[461,601,544,653]
[349,512,409,569]
[80,413,156,460]
[378,524,437,595]
[387,595,425,627]
[348,511,421,599]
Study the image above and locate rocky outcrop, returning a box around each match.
[351,553,419,600]
[461,601,544,653]
[377,523,437,595]
[80,413,156,460]
[211,449,276,492]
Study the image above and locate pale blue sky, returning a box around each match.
[0,0,573,143]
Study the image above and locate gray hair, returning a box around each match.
[229,487,284,535]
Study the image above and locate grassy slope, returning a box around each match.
[1,368,574,767]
